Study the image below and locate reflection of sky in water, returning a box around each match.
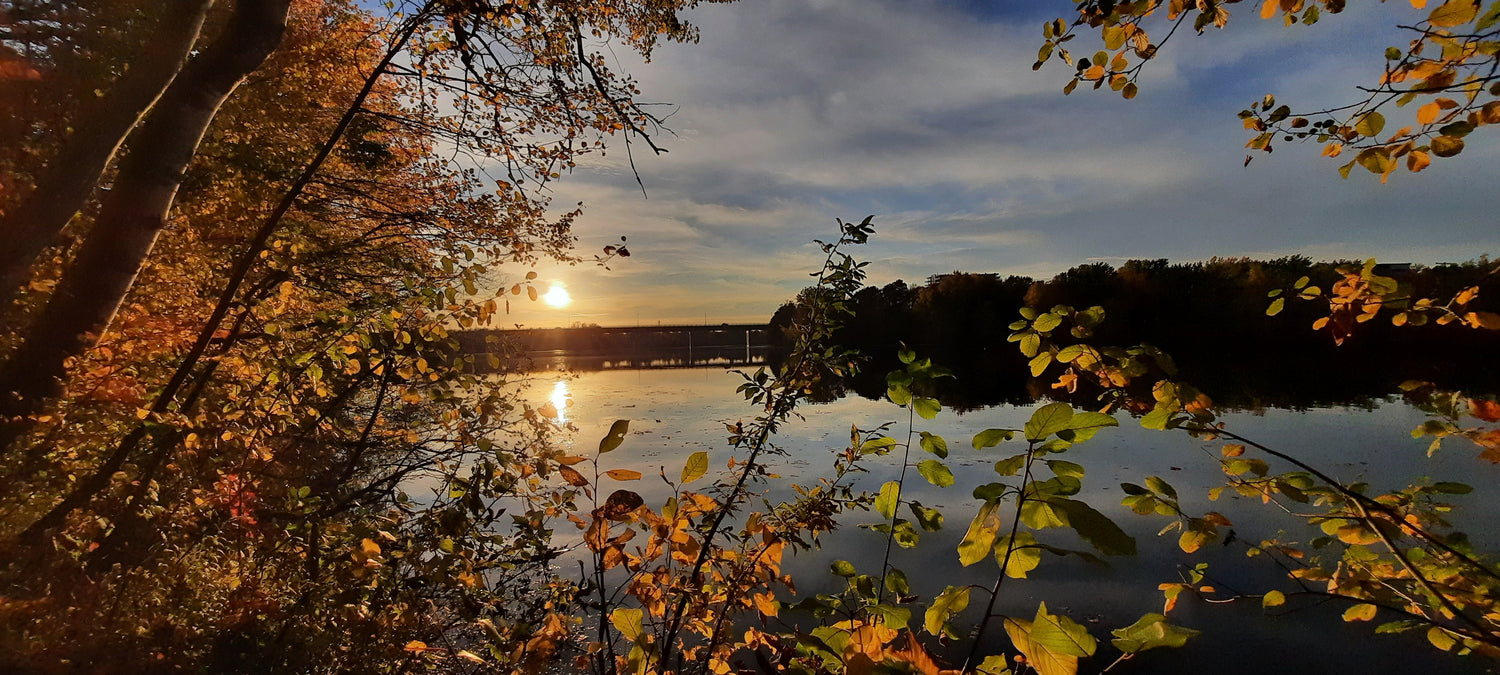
[540,367,1499,674]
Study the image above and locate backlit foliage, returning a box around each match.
[1035,0,1500,180]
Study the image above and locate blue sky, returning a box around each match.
[498,0,1500,327]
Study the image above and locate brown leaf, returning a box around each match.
[598,489,644,520]
[557,465,589,487]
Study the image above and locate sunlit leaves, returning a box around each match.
[680,450,709,484]
[875,481,902,519]
[610,607,645,643]
[1003,603,1097,675]
[1110,613,1200,654]
[1429,0,1480,26]
[919,431,948,458]
[924,586,970,636]
[917,459,955,487]
[996,531,1043,578]
[973,428,1015,450]
[959,500,1003,566]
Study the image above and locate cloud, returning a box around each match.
[488,0,1499,327]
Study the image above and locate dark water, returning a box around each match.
[524,365,1499,674]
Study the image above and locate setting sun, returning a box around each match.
[542,282,571,308]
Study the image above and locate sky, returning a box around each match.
[493,0,1500,328]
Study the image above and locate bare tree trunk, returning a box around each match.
[0,0,292,458]
[0,0,215,311]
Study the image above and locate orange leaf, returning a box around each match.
[1470,399,1500,423]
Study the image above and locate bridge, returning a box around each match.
[454,324,776,370]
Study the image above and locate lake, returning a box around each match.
[524,363,1500,674]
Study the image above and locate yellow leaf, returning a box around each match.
[1428,0,1478,27]
[404,641,428,652]
[1343,603,1378,622]
[605,469,643,481]
[1261,0,1279,19]
[1411,0,1428,7]
[361,538,381,556]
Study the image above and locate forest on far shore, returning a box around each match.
[769,256,1500,410]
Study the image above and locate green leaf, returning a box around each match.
[996,531,1042,578]
[875,480,902,519]
[1110,613,1200,654]
[860,436,898,455]
[610,607,644,642]
[1141,405,1176,430]
[885,568,911,596]
[1145,476,1178,500]
[887,383,912,406]
[1266,297,1285,316]
[599,419,629,454]
[909,501,945,531]
[913,397,941,420]
[925,586,971,635]
[1354,111,1385,137]
[959,501,1002,566]
[1025,402,1075,441]
[873,603,912,629]
[1480,0,1500,30]
[1056,411,1117,444]
[1004,617,1078,675]
[918,459,955,487]
[994,453,1027,476]
[919,431,949,458]
[681,450,709,484]
[1030,602,1097,657]
[1020,332,1041,357]
[831,559,857,577]
[1034,312,1063,333]
[973,428,1015,450]
[1432,481,1473,494]
[976,655,1013,675]
[1020,498,1069,530]
[1046,459,1085,479]
[1029,352,1054,377]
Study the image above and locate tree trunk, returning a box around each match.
[0,0,215,312]
[0,0,292,458]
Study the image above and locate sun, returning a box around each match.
[543,282,571,308]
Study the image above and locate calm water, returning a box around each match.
[532,366,1499,674]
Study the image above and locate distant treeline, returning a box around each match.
[768,257,1500,410]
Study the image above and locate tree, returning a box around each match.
[0,0,731,669]
[0,0,725,457]
[1035,0,1500,182]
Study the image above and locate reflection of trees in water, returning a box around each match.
[768,260,1500,411]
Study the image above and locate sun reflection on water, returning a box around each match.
[550,379,570,424]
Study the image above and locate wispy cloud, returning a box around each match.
[490,0,1499,327]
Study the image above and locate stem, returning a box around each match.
[962,441,1037,672]
[876,404,916,606]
